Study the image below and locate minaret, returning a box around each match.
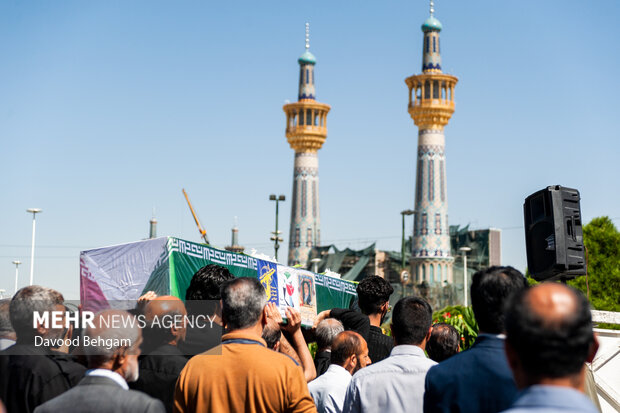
[405,1,458,285]
[225,217,244,253]
[284,23,330,266]
[149,209,157,239]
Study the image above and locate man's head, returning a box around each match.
[0,299,15,341]
[426,323,460,362]
[261,323,282,351]
[505,283,597,389]
[331,331,371,374]
[185,264,234,316]
[356,275,394,317]
[391,296,433,347]
[470,266,528,334]
[220,277,267,332]
[144,296,187,348]
[10,285,65,343]
[315,318,344,351]
[84,309,142,383]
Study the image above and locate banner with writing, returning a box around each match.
[81,237,357,328]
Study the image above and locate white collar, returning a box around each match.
[326,363,352,377]
[86,369,129,390]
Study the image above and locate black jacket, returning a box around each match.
[177,322,222,357]
[129,344,187,413]
[0,343,75,413]
[329,308,394,363]
[314,350,331,377]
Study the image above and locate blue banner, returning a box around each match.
[256,259,279,304]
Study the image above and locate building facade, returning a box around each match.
[284,24,330,266]
[406,3,458,284]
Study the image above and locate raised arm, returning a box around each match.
[282,307,317,382]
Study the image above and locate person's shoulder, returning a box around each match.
[98,388,165,412]
[262,346,302,369]
[125,388,164,402]
[426,348,476,383]
[429,339,490,368]
[308,374,326,393]
[349,357,392,383]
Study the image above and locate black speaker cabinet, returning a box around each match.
[524,185,586,281]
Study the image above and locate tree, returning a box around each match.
[568,217,620,314]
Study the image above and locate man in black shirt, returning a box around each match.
[0,286,77,413]
[316,275,394,363]
[314,318,343,377]
[178,264,233,356]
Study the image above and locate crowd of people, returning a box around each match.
[0,264,602,413]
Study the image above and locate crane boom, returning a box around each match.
[182,188,209,244]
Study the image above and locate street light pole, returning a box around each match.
[12,260,21,294]
[459,246,472,307]
[26,208,42,286]
[269,195,285,260]
[400,209,415,269]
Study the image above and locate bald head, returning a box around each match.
[525,283,577,324]
[505,282,595,384]
[331,331,370,373]
[145,296,187,320]
[143,296,187,348]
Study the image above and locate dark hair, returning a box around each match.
[391,296,432,345]
[505,285,594,380]
[331,331,362,366]
[261,325,281,350]
[356,275,394,315]
[186,264,234,316]
[186,264,234,301]
[426,323,459,362]
[470,266,527,334]
[220,277,267,330]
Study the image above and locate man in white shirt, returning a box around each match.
[309,331,370,413]
[343,296,435,413]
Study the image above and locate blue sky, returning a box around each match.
[1,0,619,299]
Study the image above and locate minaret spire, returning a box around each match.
[297,23,317,101]
[149,207,157,239]
[283,24,331,267]
[225,216,244,253]
[405,4,458,287]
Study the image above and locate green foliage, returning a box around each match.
[524,269,539,286]
[308,341,317,359]
[433,305,479,350]
[568,217,620,328]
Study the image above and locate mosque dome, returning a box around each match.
[298,50,316,65]
[421,16,443,32]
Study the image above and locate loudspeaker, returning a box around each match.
[523,185,586,281]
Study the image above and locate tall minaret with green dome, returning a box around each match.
[405,1,458,285]
[283,23,331,266]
